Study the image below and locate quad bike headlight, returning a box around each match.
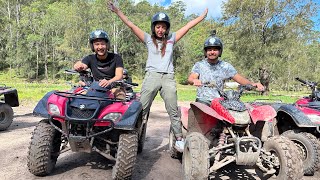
[48,103,60,115]
[103,113,122,121]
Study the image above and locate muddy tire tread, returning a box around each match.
[112,131,138,180]
[27,120,60,176]
[183,132,209,180]
[282,130,320,175]
[264,136,303,180]
[0,103,13,130]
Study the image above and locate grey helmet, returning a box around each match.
[204,30,223,57]
[89,30,110,52]
[151,12,170,36]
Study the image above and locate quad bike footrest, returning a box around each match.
[235,136,261,166]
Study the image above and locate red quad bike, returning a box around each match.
[170,83,303,180]
[0,84,19,130]
[27,70,146,180]
[252,77,320,175]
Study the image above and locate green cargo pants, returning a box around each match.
[140,71,182,138]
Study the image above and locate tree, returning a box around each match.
[221,0,319,94]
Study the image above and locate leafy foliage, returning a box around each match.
[0,0,319,92]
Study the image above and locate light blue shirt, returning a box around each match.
[191,59,237,101]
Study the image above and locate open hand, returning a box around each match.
[202,8,208,18]
[108,1,119,13]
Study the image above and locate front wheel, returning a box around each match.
[112,131,138,180]
[0,103,13,130]
[27,119,62,176]
[182,132,209,180]
[282,130,320,175]
[263,136,303,180]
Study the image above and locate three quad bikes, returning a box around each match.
[0,84,19,130]
[27,70,146,179]
[169,83,304,179]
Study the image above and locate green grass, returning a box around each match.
[0,72,306,104]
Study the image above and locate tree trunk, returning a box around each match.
[259,67,270,95]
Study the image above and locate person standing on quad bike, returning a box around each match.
[188,31,264,105]
[108,1,208,152]
[74,29,125,99]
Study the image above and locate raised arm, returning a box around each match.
[175,8,208,42]
[108,1,145,42]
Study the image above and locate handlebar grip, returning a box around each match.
[129,83,139,86]
[295,77,307,84]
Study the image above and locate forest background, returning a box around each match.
[0,0,319,94]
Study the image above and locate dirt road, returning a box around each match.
[0,102,319,180]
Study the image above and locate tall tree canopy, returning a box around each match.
[0,0,319,92]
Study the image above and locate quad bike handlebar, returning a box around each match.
[295,77,320,101]
[203,82,256,100]
[295,77,318,88]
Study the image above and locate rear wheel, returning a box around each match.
[112,131,138,180]
[282,130,320,175]
[0,103,13,130]
[27,119,62,176]
[263,136,303,179]
[182,132,209,180]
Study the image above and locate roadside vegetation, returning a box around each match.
[1,72,307,104]
[0,0,319,96]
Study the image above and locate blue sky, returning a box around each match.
[134,0,320,31]
[133,0,226,19]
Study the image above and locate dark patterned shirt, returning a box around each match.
[191,59,237,101]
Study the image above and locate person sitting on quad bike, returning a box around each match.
[187,30,264,105]
[74,29,125,99]
[176,31,304,180]
[29,30,145,179]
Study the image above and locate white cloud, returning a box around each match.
[174,0,226,19]
[133,0,227,19]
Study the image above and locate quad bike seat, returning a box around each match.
[308,101,320,111]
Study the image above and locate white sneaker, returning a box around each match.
[175,139,185,152]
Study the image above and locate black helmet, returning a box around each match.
[89,30,110,52]
[204,30,223,57]
[151,12,170,36]
[123,69,128,76]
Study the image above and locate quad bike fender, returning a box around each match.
[33,91,68,118]
[33,91,55,118]
[276,104,316,127]
[113,100,143,130]
[188,102,230,135]
[179,106,189,129]
[246,104,277,124]
[0,88,19,107]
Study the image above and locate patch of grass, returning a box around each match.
[0,71,305,105]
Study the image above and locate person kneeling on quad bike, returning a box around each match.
[187,30,264,105]
[74,29,125,100]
